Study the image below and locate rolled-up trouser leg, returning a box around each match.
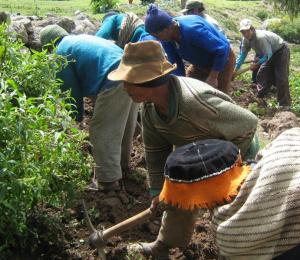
[157,205,200,248]
[120,101,139,170]
[89,84,136,182]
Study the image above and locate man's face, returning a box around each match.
[152,27,173,41]
[187,8,201,15]
[241,29,253,41]
[123,82,152,103]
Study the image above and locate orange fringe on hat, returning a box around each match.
[159,163,251,211]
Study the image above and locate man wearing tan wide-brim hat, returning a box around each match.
[109,40,260,258]
[108,40,176,84]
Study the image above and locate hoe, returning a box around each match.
[82,200,153,260]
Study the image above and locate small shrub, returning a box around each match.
[0,24,92,255]
[267,17,300,44]
[256,10,268,21]
[91,0,119,13]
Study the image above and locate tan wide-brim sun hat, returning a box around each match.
[108,40,177,84]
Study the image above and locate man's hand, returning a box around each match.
[206,70,219,88]
[206,76,218,88]
[250,63,259,71]
[150,196,160,213]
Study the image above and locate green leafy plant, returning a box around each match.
[247,102,267,116]
[0,24,92,255]
[289,72,300,115]
[90,0,119,13]
[267,17,300,44]
[256,10,268,21]
[268,0,300,18]
[290,44,300,68]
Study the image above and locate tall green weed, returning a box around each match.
[290,72,300,115]
[0,24,92,254]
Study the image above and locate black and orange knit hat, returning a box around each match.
[159,139,251,210]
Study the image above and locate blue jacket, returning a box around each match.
[56,35,123,121]
[164,15,230,74]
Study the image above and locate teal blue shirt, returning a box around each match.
[96,14,125,41]
[56,35,123,121]
[95,14,148,45]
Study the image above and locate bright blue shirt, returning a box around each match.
[139,33,186,76]
[95,14,148,45]
[163,15,230,73]
[56,35,123,121]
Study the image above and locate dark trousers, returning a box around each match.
[256,45,291,106]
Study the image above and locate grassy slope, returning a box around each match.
[0,0,262,18]
[0,1,275,41]
[0,1,272,39]
[0,0,92,16]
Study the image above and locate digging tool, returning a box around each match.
[232,65,252,80]
[243,59,254,64]
[82,200,153,260]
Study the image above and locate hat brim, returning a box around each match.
[239,26,251,32]
[108,60,177,84]
[180,8,189,13]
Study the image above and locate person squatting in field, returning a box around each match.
[40,25,138,192]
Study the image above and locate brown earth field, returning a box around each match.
[12,79,298,260]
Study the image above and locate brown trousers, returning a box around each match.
[157,205,201,248]
[186,48,236,94]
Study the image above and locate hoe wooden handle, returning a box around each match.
[102,208,153,240]
[232,65,252,80]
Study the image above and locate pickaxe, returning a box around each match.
[82,200,153,260]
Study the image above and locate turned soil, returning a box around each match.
[13,80,299,260]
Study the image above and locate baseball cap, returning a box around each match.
[239,19,252,31]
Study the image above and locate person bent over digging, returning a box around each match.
[181,0,224,35]
[107,40,260,257]
[234,19,291,110]
[144,4,235,94]
[40,25,138,192]
[134,128,300,259]
[95,11,147,48]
